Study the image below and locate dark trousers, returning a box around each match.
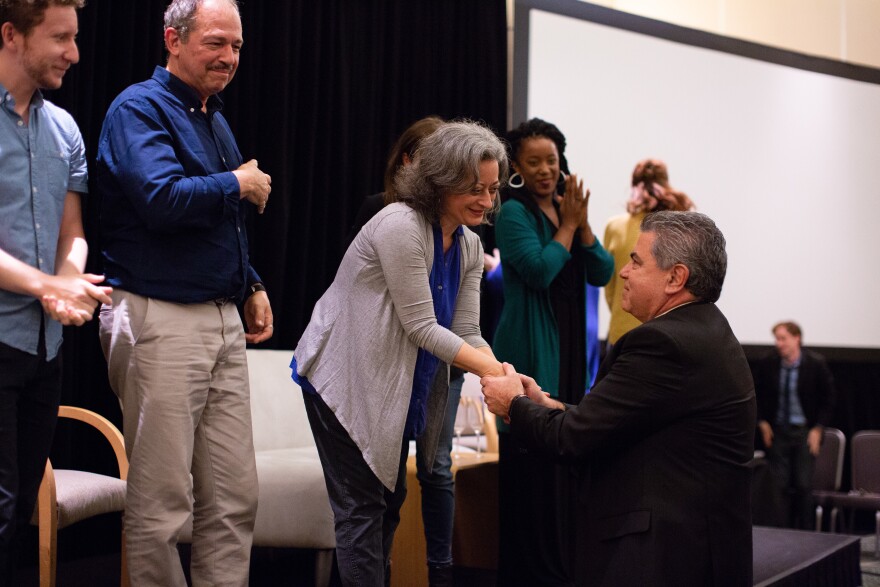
[0,340,61,587]
[498,431,574,587]
[767,425,815,529]
[303,391,409,587]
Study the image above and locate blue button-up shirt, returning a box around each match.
[97,67,259,303]
[777,357,807,426]
[0,84,88,360]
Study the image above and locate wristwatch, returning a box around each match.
[249,282,266,296]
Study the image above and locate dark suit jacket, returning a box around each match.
[754,348,835,429]
[510,302,756,586]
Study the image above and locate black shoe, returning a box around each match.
[428,564,454,587]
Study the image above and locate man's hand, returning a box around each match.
[40,273,113,326]
[807,426,823,457]
[517,373,565,411]
[244,290,273,344]
[481,362,526,423]
[234,159,272,214]
[758,420,774,449]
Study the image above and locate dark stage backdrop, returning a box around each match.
[46,0,507,469]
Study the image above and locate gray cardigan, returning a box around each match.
[293,203,488,489]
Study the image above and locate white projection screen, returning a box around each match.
[513,0,880,350]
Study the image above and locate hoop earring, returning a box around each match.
[508,172,524,189]
[559,170,568,182]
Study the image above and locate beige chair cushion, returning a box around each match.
[178,447,335,548]
[31,470,126,529]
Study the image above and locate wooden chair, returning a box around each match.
[33,406,129,587]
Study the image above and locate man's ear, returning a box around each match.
[665,263,689,294]
[1,22,22,51]
[164,27,182,56]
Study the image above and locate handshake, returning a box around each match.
[480,363,565,423]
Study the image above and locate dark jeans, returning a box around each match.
[766,424,815,529]
[415,374,463,569]
[304,391,409,587]
[0,341,61,587]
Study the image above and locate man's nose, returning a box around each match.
[66,40,80,64]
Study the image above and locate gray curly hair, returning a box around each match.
[394,120,508,225]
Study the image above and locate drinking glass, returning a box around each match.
[453,413,464,459]
[469,399,484,458]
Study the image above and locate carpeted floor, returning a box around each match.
[862,534,880,586]
[15,533,880,586]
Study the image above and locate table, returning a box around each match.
[390,452,499,587]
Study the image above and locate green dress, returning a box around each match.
[493,195,614,398]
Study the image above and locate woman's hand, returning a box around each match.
[557,173,587,231]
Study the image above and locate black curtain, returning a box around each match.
[46,0,507,468]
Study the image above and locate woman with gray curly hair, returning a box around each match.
[291,120,506,586]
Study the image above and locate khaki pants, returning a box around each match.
[100,290,258,586]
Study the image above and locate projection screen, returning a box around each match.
[513,0,880,350]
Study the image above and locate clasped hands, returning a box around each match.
[481,362,560,424]
[557,173,590,230]
[41,273,113,326]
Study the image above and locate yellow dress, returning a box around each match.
[603,211,645,344]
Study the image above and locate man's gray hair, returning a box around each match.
[641,211,727,303]
[394,121,508,225]
[164,0,239,42]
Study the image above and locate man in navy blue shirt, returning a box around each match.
[0,2,112,583]
[96,1,273,584]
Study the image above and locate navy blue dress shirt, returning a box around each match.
[97,67,260,303]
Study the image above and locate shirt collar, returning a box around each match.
[655,299,698,319]
[782,355,802,369]
[151,66,225,114]
[0,81,43,114]
[433,223,465,240]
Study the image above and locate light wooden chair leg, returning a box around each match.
[37,461,58,587]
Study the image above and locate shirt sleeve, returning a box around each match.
[99,99,240,233]
[579,238,615,286]
[511,325,686,461]
[371,209,464,364]
[496,200,570,290]
[66,120,88,194]
[450,231,488,349]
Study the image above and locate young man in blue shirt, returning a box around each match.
[0,1,111,583]
[97,0,273,584]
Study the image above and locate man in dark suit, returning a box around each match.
[754,321,835,529]
[482,211,755,586]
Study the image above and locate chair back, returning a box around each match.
[851,430,880,493]
[812,427,845,492]
[247,349,317,452]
